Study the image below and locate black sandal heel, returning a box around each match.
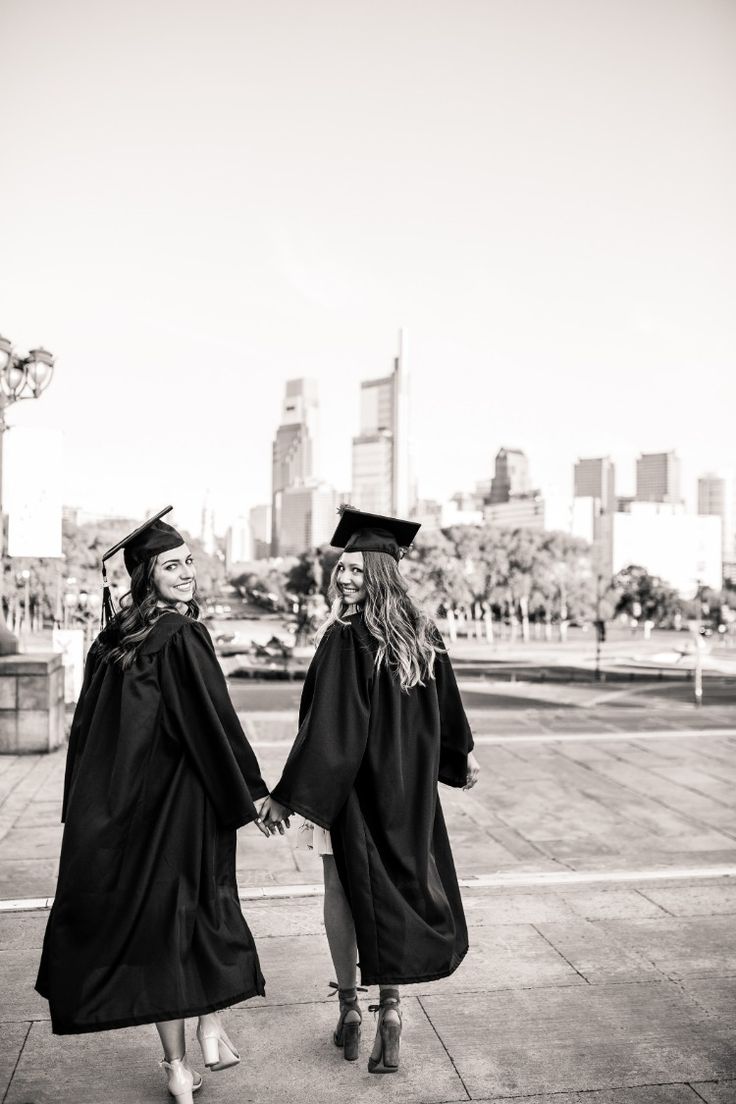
[367,993,402,1073]
[329,981,365,1062]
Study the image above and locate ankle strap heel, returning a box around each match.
[367,994,402,1074]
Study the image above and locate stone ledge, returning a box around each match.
[0,655,65,754]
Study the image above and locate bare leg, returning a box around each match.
[322,855,357,988]
[379,985,401,1019]
[156,1018,186,1062]
[323,854,362,1057]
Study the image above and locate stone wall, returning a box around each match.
[0,654,65,753]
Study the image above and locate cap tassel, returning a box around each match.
[100,564,116,630]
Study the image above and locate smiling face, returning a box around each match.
[152,542,196,605]
[335,551,366,607]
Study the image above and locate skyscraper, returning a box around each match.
[225,517,253,569]
[698,473,734,563]
[200,492,216,555]
[249,504,272,560]
[636,451,681,504]
[574,457,616,512]
[572,457,616,578]
[489,448,531,503]
[351,331,412,516]
[483,448,545,529]
[271,379,319,554]
[278,483,337,557]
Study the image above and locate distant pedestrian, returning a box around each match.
[36,507,271,1104]
[261,506,479,1074]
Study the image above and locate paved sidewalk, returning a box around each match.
[1,699,736,1102]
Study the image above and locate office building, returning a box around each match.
[200,493,216,556]
[351,331,412,516]
[278,483,337,557]
[574,457,615,510]
[249,504,272,560]
[698,473,735,563]
[225,517,253,569]
[572,457,616,578]
[485,497,545,530]
[612,503,721,596]
[488,448,531,504]
[636,451,681,504]
[271,378,319,554]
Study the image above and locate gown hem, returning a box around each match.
[358,942,469,987]
[38,982,266,1036]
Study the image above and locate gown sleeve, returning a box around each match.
[161,620,269,829]
[269,622,373,829]
[61,639,102,823]
[434,637,475,788]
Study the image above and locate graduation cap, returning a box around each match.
[100,506,185,628]
[330,505,421,562]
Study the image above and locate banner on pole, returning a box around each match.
[4,427,63,558]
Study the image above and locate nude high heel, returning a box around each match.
[197,1013,240,1071]
[160,1057,200,1103]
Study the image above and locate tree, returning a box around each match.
[611,565,681,626]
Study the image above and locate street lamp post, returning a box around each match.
[0,335,55,654]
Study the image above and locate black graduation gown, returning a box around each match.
[270,613,473,986]
[36,614,268,1034]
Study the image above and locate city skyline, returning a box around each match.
[1,1,734,537]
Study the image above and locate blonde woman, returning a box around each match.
[261,506,479,1074]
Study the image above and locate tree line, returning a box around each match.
[10,516,733,636]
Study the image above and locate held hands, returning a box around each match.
[464,751,480,791]
[258,796,292,836]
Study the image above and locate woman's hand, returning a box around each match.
[259,796,292,835]
[253,811,272,838]
[464,751,480,791]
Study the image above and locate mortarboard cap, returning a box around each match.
[100,506,185,628]
[330,504,420,562]
[102,505,185,575]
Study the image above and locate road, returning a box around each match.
[227,673,736,713]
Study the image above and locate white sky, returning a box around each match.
[1,0,734,535]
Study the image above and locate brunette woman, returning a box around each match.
[261,506,479,1073]
[36,507,270,1103]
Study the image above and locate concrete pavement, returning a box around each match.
[1,690,736,1102]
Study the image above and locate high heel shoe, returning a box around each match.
[160,1056,202,1103]
[329,981,365,1062]
[197,1012,240,1071]
[367,992,402,1074]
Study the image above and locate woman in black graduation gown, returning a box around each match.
[261,506,480,1074]
[36,508,270,1104]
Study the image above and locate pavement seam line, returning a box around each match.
[530,923,591,984]
[687,1084,716,1102]
[0,755,66,846]
[613,742,736,813]
[485,1082,719,1101]
[1,1020,31,1104]
[634,887,676,917]
[551,746,736,847]
[416,996,472,1101]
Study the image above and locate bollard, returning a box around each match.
[694,639,703,707]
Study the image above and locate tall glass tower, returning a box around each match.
[351,331,412,516]
[271,378,319,555]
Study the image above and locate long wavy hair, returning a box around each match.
[315,550,441,691]
[97,555,200,669]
